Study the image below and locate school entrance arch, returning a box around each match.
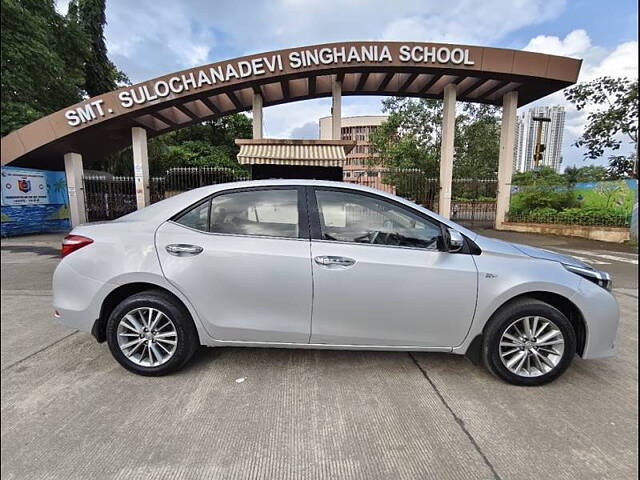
[1,41,581,227]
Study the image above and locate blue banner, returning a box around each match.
[1,166,71,237]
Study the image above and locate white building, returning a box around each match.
[514,105,565,172]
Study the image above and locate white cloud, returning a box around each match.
[104,0,212,82]
[91,2,636,169]
[582,41,639,81]
[523,31,638,169]
[524,29,591,57]
[381,0,566,45]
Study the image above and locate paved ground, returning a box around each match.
[1,231,637,480]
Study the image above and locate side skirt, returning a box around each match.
[201,339,455,353]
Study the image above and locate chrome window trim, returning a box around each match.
[166,220,309,242]
[310,237,442,253]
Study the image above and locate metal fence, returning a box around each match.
[347,171,497,228]
[84,167,498,227]
[83,167,250,221]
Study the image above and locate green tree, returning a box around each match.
[564,77,638,178]
[564,165,610,185]
[369,97,443,176]
[369,98,501,179]
[68,0,128,96]
[607,154,636,178]
[512,166,564,186]
[454,103,501,179]
[1,0,87,135]
[99,115,253,176]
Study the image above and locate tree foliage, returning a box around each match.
[564,76,638,177]
[68,0,129,96]
[1,0,126,136]
[453,103,501,179]
[98,115,253,176]
[368,97,443,176]
[1,0,87,135]
[369,97,501,179]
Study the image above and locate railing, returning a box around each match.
[347,171,497,227]
[83,167,250,222]
[83,167,499,227]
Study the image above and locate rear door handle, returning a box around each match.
[314,255,356,268]
[166,244,203,256]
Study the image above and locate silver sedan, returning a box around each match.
[53,180,619,385]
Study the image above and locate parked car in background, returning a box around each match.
[53,180,618,385]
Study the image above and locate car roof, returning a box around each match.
[112,179,477,239]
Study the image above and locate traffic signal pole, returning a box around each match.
[532,116,551,168]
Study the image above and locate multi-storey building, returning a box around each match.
[514,105,565,172]
[318,115,390,190]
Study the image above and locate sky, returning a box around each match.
[57,0,638,170]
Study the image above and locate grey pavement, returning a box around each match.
[1,230,637,479]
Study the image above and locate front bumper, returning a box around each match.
[575,278,620,359]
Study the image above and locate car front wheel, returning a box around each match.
[483,298,577,386]
[106,290,198,376]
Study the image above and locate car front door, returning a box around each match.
[156,187,312,343]
[308,187,478,348]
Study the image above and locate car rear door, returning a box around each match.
[155,186,312,343]
[308,187,478,348]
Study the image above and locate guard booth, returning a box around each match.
[236,139,355,180]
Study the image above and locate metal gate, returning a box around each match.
[83,167,249,222]
[450,178,497,228]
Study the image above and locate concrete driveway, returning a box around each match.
[1,231,637,480]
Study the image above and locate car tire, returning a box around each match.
[106,290,199,376]
[482,297,576,386]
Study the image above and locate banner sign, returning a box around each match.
[1,168,50,205]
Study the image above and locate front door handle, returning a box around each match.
[314,255,356,268]
[166,244,203,256]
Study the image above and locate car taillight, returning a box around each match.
[61,234,93,258]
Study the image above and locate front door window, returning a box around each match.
[315,189,443,250]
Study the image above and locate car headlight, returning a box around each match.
[563,263,613,291]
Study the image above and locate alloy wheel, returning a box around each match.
[499,316,565,377]
[116,307,178,367]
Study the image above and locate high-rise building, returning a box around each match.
[318,115,391,191]
[514,105,565,172]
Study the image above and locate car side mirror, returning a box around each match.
[447,228,464,253]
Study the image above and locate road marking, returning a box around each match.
[553,248,638,265]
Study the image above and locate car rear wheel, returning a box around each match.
[483,298,576,386]
[106,290,198,376]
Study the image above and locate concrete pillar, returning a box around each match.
[252,92,263,139]
[132,126,150,209]
[331,76,342,140]
[63,152,87,227]
[438,83,456,219]
[495,91,519,229]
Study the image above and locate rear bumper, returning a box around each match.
[52,260,110,333]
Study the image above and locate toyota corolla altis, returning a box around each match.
[53,180,619,385]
